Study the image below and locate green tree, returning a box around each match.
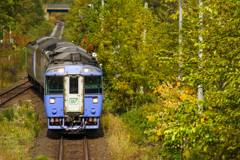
[145,0,240,159]
[66,0,179,112]
[0,0,49,87]
[64,0,96,44]
[0,0,45,34]
[90,0,178,111]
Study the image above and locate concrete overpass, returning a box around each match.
[45,4,71,20]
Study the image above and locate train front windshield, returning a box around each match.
[84,76,102,94]
[45,76,102,95]
[45,76,64,94]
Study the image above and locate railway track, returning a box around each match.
[0,81,32,107]
[54,24,63,39]
[52,22,64,39]
[59,134,89,160]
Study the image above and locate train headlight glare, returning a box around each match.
[93,98,98,104]
[50,98,55,104]
[84,68,89,73]
[83,67,101,73]
[58,68,65,73]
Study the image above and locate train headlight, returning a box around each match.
[93,98,98,104]
[83,67,101,73]
[50,98,55,104]
[84,68,89,73]
[58,68,65,73]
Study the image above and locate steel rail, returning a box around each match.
[0,81,29,97]
[58,134,88,160]
[84,135,89,160]
[0,81,32,107]
[59,135,63,160]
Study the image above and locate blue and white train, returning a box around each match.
[26,37,103,131]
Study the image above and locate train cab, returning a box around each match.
[27,36,103,132]
[44,65,103,131]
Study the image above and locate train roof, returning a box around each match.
[27,37,99,68]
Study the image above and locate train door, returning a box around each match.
[64,75,84,114]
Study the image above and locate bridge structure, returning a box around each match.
[44,4,71,20]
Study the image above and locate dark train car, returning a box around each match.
[26,37,103,131]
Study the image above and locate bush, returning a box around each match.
[122,105,158,144]
[0,108,14,121]
[0,100,44,160]
[27,21,53,41]
[102,113,157,160]
[144,83,240,159]
[32,155,53,160]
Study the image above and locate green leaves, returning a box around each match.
[67,1,240,158]
[0,0,45,34]
[148,1,240,158]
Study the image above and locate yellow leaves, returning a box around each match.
[182,151,191,159]
[180,94,188,101]
[165,0,178,3]
[204,146,208,152]
[169,102,174,109]
[227,146,235,150]
[177,82,181,87]
[184,88,190,94]
[148,116,152,122]
[118,17,124,23]
[148,116,155,122]
[154,85,164,93]
[171,11,178,20]
[201,118,204,123]
[164,101,176,109]
[165,102,174,109]
[180,90,195,101]
[156,130,162,136]
[158,86,164,92]
[222,155,226,160]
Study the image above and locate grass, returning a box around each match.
[101,112,159,160]
[0,100,44,160]
[0,97,161,160]
[32,155,53,160]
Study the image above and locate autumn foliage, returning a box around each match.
[63,0,240,159]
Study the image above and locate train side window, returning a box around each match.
[70,76,78,94]
[45,76,63,94]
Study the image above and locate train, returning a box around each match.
[26,36,103,132]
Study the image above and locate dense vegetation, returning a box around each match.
[65,0,179,112]
[0,0,52,88]
[1,0,239,159]
[65,0,240,159]
[0,100,44,159]
[0,1,53,159]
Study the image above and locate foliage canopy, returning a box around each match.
[66,0,178,111]
[40,0,240,158]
